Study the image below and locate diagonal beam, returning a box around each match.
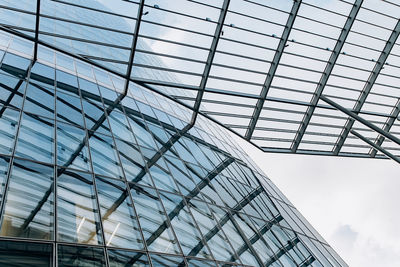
[244,0,301,140]
[320,94,400,147]
[33,0,41,61]
[191,0,230,124]
[291,0,362,152]
[123,0,145,92]
[350,129,400,164]
[334,19,400,155]
[265,237,300,266]
[370,99,400,157]
[228,214,284,264]
[187,186,264,258]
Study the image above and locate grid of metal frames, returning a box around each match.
[1,0,400,164]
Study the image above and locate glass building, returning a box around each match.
[3,0,399,266]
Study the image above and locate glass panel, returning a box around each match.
[149,254,185,267]
[15,113,54,164]
[130,184,181,254]
[58,245,106,267]
[89,132,123,179]
[57,168,103,245]
[187,258,217,267]
[0,156,10,205]
[188,200,236,262]
[108,249,150,267]
[0,159,54,240]
[23,83,54,118]
[57,122,91,171]
[0,108,19,155]
[159,191,212,259]
[0,240,52,267]
[96,177,144,249]
[56,91,85,127]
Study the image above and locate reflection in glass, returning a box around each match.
[0,108,19,155]
[89,133,123,179]
[0,240,52,267]
[108,249,149,267]
[150,254,185,267]
[0,159,54,240]
[130,184,181,254]
[57,169,103,245]
[96,177,143,249]
[15,113,54,164]
[57,122,90,171]
[159,191,211,258]
[58,244,106,267]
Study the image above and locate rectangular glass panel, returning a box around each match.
[0,159,54,240]
[96,177,144,249]
[130,183,181,254]
[58,245,106,267]
[108,249,149,267]
[57,168,103,245]
[0,240,52,267]
[15,113,54,164]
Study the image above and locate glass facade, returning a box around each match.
[0,1,348,266]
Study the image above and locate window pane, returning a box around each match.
[0,159,54,240]
[57,168,103,245]
[58,244,106,267]
[0,108,19,155]
[0,240,52,267]
[108,249,150,267]
[130,184,180,254]
[57,122,90,171]
[15,113,54,164]
[96,177,144,249]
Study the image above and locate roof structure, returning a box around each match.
[2,0,400,162]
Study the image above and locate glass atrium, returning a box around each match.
[1,0,398,266]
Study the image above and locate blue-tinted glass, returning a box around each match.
[57,122,90,171]
[15,113,54,164]
[149,254,185,267]
[0,159,54,240]
[57,169,103,245]
[0,108,19,155]
[96,177,144,249]
[130,184,181,254]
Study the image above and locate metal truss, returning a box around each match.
[2,0,400,164]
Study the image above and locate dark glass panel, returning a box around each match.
[58,244,106,267]
[0,240,52,267]
[108,249,150,267]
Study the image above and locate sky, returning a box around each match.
[234,135,400,267]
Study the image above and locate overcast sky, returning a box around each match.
[234,135,400,267]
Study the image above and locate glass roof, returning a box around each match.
[1,0,400,161]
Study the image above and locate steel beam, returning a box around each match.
[191,0,230,124]
[33,0,41,61]
[334,19,400,155]
[370,99,400,157]
[291,0,362,152]
[123,0,145,94]
[351,129,400,164]
[245,0,301,140]
[320,94,400,147]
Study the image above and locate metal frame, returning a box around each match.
[1,0,400,165]
[245,0,301,140]
[291,0,363,152]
